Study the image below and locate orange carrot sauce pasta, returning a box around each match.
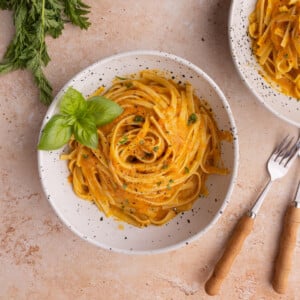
[249,0,300,100]
[61,70,229,227]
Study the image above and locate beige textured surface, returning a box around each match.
[0,0,299,299]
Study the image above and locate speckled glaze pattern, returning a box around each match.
[0,0,299,299]
[38,51,239,254]
[229,0,300,127]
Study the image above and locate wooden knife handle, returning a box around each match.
[205,214,254,296]
[272,206,300,294]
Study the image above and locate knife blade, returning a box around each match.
[293,181,300,208]
[272,180,300,293]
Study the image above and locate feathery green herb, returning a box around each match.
[0,0,91,105]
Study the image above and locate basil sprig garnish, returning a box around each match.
[38,87,123,150]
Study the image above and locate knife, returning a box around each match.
[272,180,300,294]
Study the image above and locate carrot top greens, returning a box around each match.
[0,0,91,105]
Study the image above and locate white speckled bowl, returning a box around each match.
[229,1,300,127]
[38,50,238,254]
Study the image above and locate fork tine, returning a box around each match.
[283,136,300,166]
[273,135,294,161]
[274,135,300,166]
[272,134,300,166]
[273,135,289,155]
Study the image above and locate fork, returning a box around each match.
[205,135,300,296]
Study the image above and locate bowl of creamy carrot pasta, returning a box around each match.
[229,0,300,127]
[38,50,238,254]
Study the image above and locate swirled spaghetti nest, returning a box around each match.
[62,70,230,227]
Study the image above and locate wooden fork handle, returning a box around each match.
[205,215,254,296]
[272,206,300,294]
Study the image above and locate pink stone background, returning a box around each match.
[0,0,299,299]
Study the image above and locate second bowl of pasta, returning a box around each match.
[38,50,238,254]
[229,0,300,127]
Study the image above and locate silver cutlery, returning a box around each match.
[272,180,300,294]
[205,135,300,296]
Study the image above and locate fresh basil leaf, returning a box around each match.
[64,114,77,126]
[38,88,123,151]
[59,87,87,116]
[38,115,72,150]
[73,116,98,149]
[87,96,123,126]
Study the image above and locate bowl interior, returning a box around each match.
[38,51,238,254]
[229,1,300,127]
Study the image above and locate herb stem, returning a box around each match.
[40,0,45,59]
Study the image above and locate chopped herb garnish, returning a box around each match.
[116,76,127,80]
[167,179,174,190]
[162,164,169,170]
[82,154,89,159]
[188,113,197,125]
[139,139,145,145]
[153,146,159,152]
[122,183,127,190]
[184,166,190,173]
[157,181,162,186]
[119,136,128,145]
[125,83,133,89]
[134,115,145,122]
[284,53,288,59]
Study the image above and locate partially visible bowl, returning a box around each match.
[37,50,238,254]
[229,1,300,128]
